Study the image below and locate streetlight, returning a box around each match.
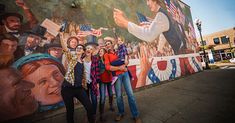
[226,35,234,58]
[195,19,210,69]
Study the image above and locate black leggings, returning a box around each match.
[61,86,95,123]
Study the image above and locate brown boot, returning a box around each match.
[134,117,142,123]
[115,114,124,121]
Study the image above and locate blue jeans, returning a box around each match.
[114,71,139,118]
[87,83,97,114]
[99,82,113,105]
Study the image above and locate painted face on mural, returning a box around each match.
[0,39,18,55]
[146,0,159,12]
[0,68,38,122]
[23,64,64,105]
[98,38,105,48]
[3,16,21,31]
[48,47,63,59]
[25,35,41,49]
[69,38,78,49]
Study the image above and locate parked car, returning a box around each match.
[229,58,235,63]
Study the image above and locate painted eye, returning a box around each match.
[39,79,47,86]
[54,71,60,77]
[53,71,62,81]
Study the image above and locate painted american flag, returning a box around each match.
[91,28,102,37]
[79,24,102,37]
[164,0,185,25]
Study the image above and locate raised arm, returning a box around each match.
[15,0,38,28]
[59,32,69,52]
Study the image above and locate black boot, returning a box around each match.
[99,103,105,122]
[88,114,96,123]
[109,95,115,112]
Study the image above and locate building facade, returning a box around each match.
[198,27,235,62]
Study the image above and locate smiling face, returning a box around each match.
[0,68,38,121]
[76,45,85,56]
[117,37,124,45]
[98,48,106,58]
[85,45,94,56]
[105,41,113,50]
[23,64,64,105]
[68,37,78,49]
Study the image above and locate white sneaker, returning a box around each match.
[111,76,118,85]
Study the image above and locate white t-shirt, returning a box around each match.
[84,61,92,84]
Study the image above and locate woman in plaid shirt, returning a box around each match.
[83,43,100,116]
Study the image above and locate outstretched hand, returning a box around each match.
[113,8,129,28]
[15,0,29,9]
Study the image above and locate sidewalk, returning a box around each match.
[210,62,235,67]
[8,68,235,123]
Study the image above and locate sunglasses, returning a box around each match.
[85,46,93,50]
[105,42,111,46]
[76,46,84,50]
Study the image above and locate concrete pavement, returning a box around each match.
[8,68,235,123]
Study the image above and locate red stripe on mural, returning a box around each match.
[128,65,138,89]
[196,56,202,63]
[184,58,195,74]
[179,58,186,76]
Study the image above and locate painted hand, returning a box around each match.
[113,8,129,28]
[15,0,29,9]
[136,44,153,88]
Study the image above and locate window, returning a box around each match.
[213,38,220,44]
[221,36,229,44]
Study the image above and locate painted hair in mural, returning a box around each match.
[13,54,65,106]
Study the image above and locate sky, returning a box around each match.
[182,0,235,37]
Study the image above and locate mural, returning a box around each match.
[128,54,202,88]
[0,0,201,122]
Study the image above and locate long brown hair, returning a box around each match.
[98,48,107,60]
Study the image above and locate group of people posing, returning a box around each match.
[59,34,141,123]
